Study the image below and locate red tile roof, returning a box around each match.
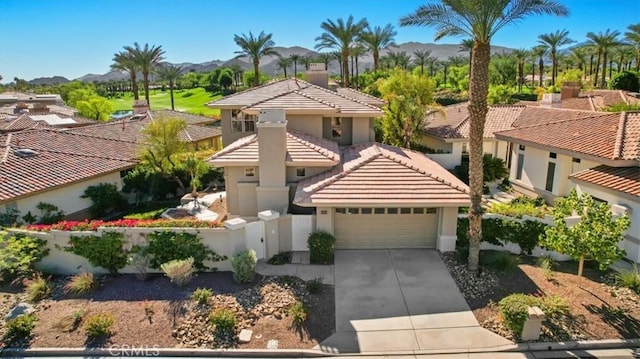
[426,104,525,139]
[0,130,137,202]
[294,142,469,206]
[0,112,94,133]
[496,112,640,161]
[336,88,386,107]
[570,166,640,197]
[208,130,340,166]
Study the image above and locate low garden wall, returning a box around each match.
[9,225,246,275]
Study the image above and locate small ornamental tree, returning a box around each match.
[540,189,630,278]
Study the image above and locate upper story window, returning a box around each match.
[296,168,306,177]
[244,167,256,177]
[231,110,256,133]
[549,152,557,159]
[331,117,342,139]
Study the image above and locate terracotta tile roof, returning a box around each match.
[208,130,340,166]
[496,112,640,161]
[580,90,628,108]
[559,96,596,111]
[208,78,383,116]
[570,166,640,197]
[293,142,469,206]
[0,104,78,117]
[0,112,94,133]
[512,106,606,128]
[0,130,137,202]
[426,104,525,139]
[67,112,220,144]
[336,88,385,107]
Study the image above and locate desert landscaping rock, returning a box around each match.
[5,302,35,321]
[440,252,499,300]
[238,329,252,343]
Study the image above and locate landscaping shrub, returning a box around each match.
[3,313,37,345]
[66,232,127,274]
[128,246,151,281]
[457,217,547,255]
[0,207,21,227]
[488,196,548,218]
[36,202,65,225]
[536,255,556,281]
[453,154,508,184]
[306,277,324,294]
[609,70,639,92]
[23,273,51,302]
[267,252,291,265]
[81,183,128,218]
[483,251,519,272]
[498,293,540,335]
[615,265,640,294]
[308,231,336,264]
[191,288,213,305]
[209,308,236,334]
[433,89,468,105]
[64,272,96,295]
[230,249,257,284]
[540,295,569,317]
[55,310,84,332]
[161,257,194,286]
[288,301,308,324]
[84,312,115,338]
[147,230,226,271]
[0,231,48,282]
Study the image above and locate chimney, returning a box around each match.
[14,102,28,114]
[306,63,329,89]
[540,93,562,108]
[133,99,149,115]
[560,81,580,100]
[255,109,290,214]
[30,103,49,114]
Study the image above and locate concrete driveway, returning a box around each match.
[318,249,512,353]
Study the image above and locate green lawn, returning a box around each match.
[108,87,222,117]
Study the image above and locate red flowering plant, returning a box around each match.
[25,218,219,232]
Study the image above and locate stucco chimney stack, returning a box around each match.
[540,93,562,108]
[256,109,290,213]
[133,99,149,115]
[560,81,580,100]
[306,63,329,89]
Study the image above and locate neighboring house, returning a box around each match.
[0,92,64,106]
[495,111,640,262]
[67,104,223,151]
[0,105,94,134]
[0,129,138,220]
[0,102,222,222]
[207,69,468,255]
[0,102,79,117]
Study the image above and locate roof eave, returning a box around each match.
[569,176,640,202]
[242,108,338,115]
[285,160,339,167]
[293,199,469,207]
[208,159,259,166]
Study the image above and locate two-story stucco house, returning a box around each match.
[207,68,469,254]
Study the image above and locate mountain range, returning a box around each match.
[28,42,514,85]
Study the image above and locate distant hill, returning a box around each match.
[28,76,71,85]
[27,42,516,83]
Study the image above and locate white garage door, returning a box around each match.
[334,207,438,249]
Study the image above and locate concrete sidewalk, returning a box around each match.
[319,249,512,353]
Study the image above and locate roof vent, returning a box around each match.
[14,148,39,158]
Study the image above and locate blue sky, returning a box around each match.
[1,0,638,81]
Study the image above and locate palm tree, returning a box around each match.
[460,38,474,71]
[448,55,466,67]
[359,24,397,72]
[317,52,333,70]
[387,50,410,69]
[277,56,292,77]
[332,51,343,82]
[315,16,368,87]
[233,31,279,87]
[125,42,165,106]
[537,29,574,86]
[615,44,636,73]
[300,55,312,71]
[400,0,568,271]
[229,64,243,88]
[625,24,640,71]
[512,48,528,92]
[111,50,140,100]
[569,46,587,78]
[155,64,183,111]
[587,29,621,88]
[413,49,431,75]
[289,53,302,76]
[531,45,548,87]
[426,56,438,76]
[349,45,366,87]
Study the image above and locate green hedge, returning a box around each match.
[308,231,336,264]
[66,232,127,274]
[457,217,547,254]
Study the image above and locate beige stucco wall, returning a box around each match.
[285,166,332,183]
[2,172,124,221]
[418,135,453,153]
[437,207,459,252]
[286,115,323,138]
[220,109,249,146]
[352,118,373,145]
[316,207,334,234]
[224,167,259,216]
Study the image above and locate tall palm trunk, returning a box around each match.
[253,59,260,87]
[467,41,490,272]
[531,58,535,88]
[169,80,175,111]
[373,50,379,72]
[131,73,139,100]
[538,57,544,87]
[589,54,594,75]
[594,50,602,87]
[142,70,150,105]
[600,50,608,88]
[355,55,360,89]
[609,58,614,79]
[342,49,350,87]
[551,51,557,86]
